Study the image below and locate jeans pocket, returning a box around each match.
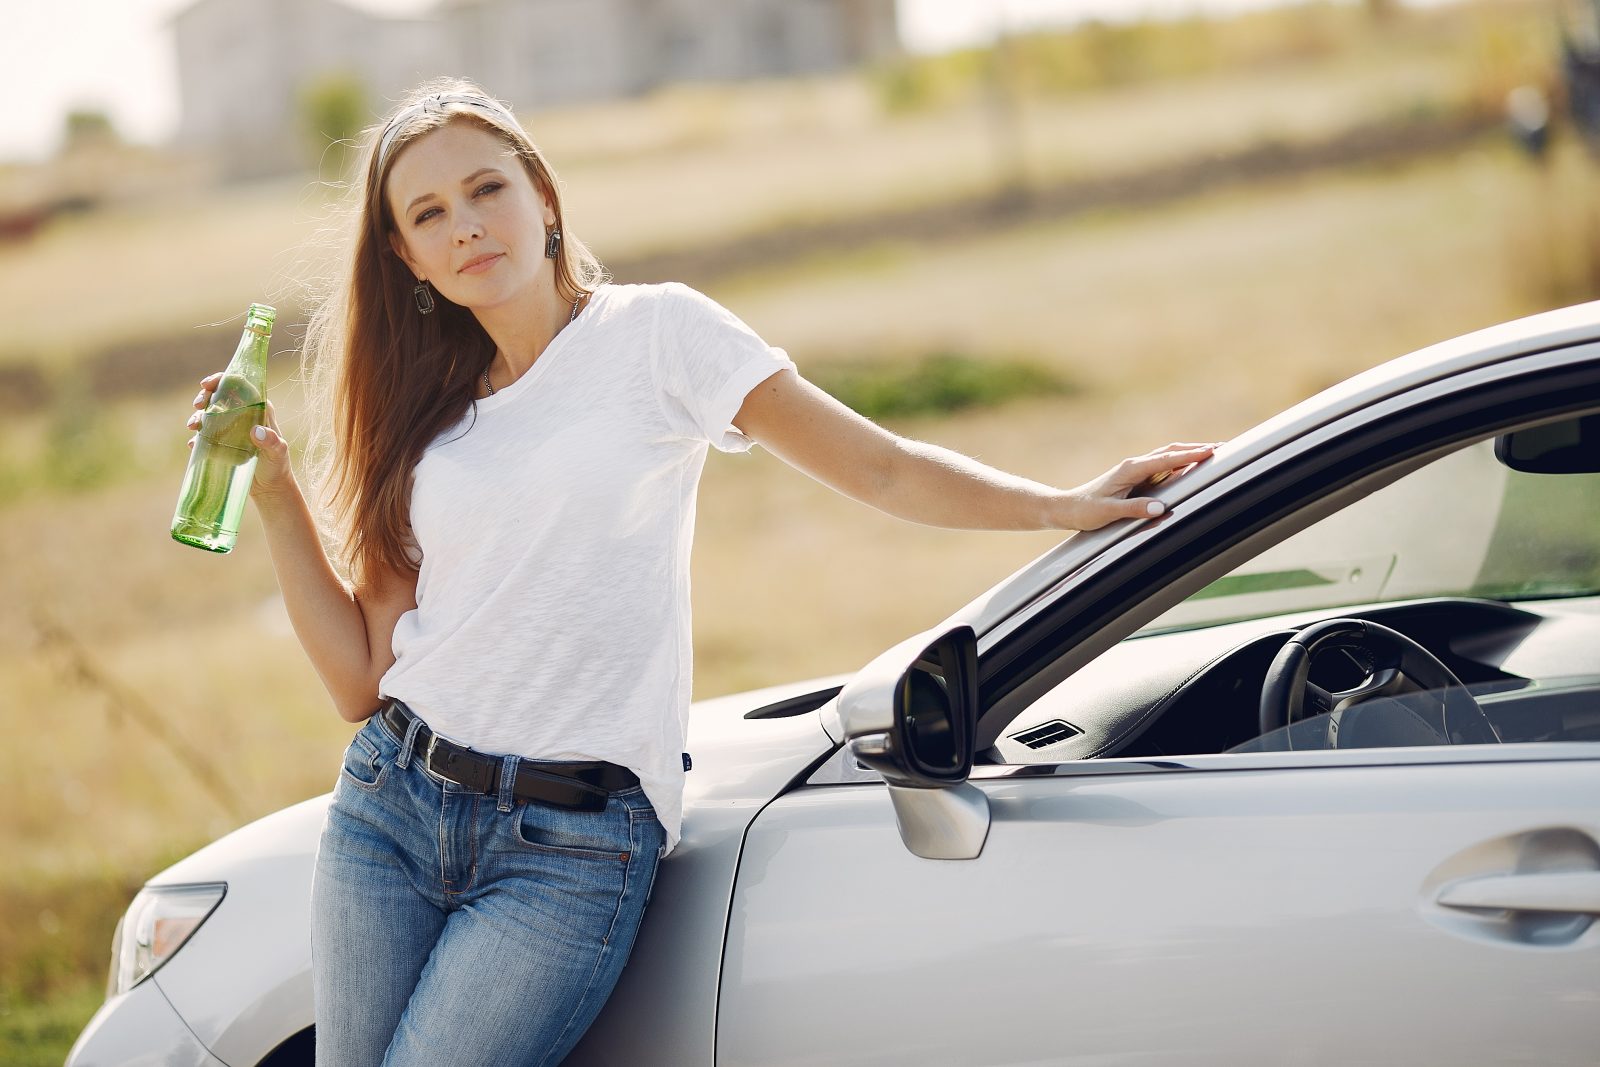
[338,728,388,791]
[513,799,630,862]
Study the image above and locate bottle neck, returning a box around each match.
[226,322,272,381]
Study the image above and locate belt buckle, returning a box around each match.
[423,732,444,781]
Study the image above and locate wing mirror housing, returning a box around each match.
[836,626,989,859]
[849,626,977,787]
[1495,412,1600,474]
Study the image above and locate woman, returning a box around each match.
[187,79,1213,1066]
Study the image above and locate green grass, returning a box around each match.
[0,389,131,504]
[0,981,105,1067]
[1475,469,1600,598]
[808,350,1077,419]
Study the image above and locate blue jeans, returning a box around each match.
[311,710,666,1067]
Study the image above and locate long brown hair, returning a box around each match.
[301,78,607,585]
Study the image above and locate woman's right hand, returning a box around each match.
[187,372,297,502]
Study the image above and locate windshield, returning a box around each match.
[1139,435,1600,634]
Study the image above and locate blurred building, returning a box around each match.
[170,0,900,179]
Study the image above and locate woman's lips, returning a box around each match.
[459,253,503,275]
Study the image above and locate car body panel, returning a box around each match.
[65,977,228,1067]
[721,753,1600,1066]
[564,676,839,1065]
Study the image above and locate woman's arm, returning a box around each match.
[733,368,1214,532]
[251,479,415,723]
[189,376,415,723]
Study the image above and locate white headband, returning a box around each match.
[375,92,524,169]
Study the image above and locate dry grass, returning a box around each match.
[0,180,336,366]
[557,41,1474,257]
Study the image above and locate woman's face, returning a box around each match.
[385,119,555,312]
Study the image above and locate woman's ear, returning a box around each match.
[388,231,417,276]
[535,182,557,230]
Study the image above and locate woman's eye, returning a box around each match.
[475,182,502,198]
[414,207,440,225]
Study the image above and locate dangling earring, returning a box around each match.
[413,279,436,315]
[545,228,562,259]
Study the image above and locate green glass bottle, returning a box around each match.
[171,303,275,553]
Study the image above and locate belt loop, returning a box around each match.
[396,712,425,770]
[497,754,520,812]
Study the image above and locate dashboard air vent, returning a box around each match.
[1011,720,1083,749]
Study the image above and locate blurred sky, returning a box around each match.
[5,0,1425,163]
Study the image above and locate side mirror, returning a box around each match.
[851,626,977,786]
[1495,412,1600,474]
[836,626,989,859]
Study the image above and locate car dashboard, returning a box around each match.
[980,595,1600,765]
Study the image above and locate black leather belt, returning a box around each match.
[379,701,638,812]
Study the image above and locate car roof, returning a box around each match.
[948,299,1600,637]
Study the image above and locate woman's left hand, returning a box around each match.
[1058,442,1219,531]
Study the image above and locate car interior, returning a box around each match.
[978,409,1600,766]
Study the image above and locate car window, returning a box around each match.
[987,421,1600,767]
[1139,438,1600,635]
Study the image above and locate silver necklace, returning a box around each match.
[482,293,583,397]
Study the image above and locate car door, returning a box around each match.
[719,747,1600,1066]
[717,353,1600,1066]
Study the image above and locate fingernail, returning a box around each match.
[253,426,267,442]
[1146,501,1165,516]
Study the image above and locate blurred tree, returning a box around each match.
[62,109,119,150]
[1365,0,1398,21]
[299,73,370,179]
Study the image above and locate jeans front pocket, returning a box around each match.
[513,797,631,862]
[338,727,388,791]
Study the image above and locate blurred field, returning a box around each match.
[5,0,1599,1058]
[0,1,1546,372]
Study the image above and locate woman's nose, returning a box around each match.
[452,212,484,242]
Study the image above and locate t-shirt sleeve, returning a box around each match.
[651,282,796,453]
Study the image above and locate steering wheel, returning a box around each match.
[1258,618,1500,748]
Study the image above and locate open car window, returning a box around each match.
[1138,438,1600,635]
[986,415,1600,767]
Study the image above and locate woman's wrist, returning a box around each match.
[1042,489,1087,532]
[250,469,305,519]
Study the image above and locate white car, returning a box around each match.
[71,303,1600,1066]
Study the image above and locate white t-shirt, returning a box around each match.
[379,281,795,854]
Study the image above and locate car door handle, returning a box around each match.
[1436,872,1600,915]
